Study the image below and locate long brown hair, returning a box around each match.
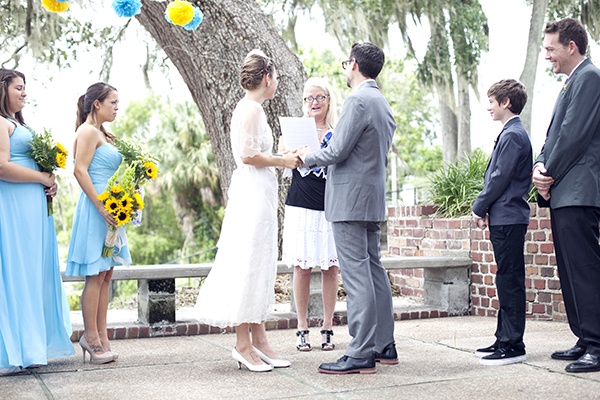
[0,69,26,125]
[76,82,118,143]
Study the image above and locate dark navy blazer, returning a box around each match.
[473,116,532,226]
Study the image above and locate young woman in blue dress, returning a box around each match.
[65,82,131,365]
[0,68,75,375]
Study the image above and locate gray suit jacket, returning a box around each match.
[304,80,396,222]
[472,117,532,226]
[536,58,600,208]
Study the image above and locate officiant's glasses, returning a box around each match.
[304,95,329,103]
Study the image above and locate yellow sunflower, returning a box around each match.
[97,191,110,202]
[120,194,132,210]
[104,198,120,214]
[110,185,124,195]
[144,161,158,180]
[133,191,145,210]
[56,152,67,169]
[115,209,132,226]
[56,142,68,155]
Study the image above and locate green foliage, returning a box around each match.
[110,280,138,309]
[0,1,125,69]
[125,193,185,265]
[426,149,488,217]
[380,58,443,179]
[110,95,223,264]
[299,50,442,189]
[67,292,81,311]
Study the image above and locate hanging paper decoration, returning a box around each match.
[165,0,194,26]
[41,0,69,12]
[112,0,142,18]
[182,7,203,31]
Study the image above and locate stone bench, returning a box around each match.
[61,255,472,324]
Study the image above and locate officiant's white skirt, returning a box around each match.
[282,205,338,270]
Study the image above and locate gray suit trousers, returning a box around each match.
[332,221,395,358]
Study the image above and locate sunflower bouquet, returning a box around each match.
[115,138,158,225]
[28,128,68,216]
[97,140,158,257]
[97,164,146,257]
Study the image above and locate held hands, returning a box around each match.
[280,151,301,169]
[532,164,554,200]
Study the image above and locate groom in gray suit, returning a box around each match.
[299,42,397,374]
[533,18,600,373]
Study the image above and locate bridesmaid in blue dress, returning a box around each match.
[0,69,75,376]
[65,82,131,365]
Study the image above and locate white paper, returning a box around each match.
[278,117,320,153]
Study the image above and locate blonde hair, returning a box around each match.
[303,77,337,129]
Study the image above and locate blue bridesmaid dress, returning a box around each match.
[0,120,75,370]
[65,143,131,277]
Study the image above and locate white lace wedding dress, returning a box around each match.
[194,98,278,327]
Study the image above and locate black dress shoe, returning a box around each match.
[565,353,600,373]
[318,355,376,375]
[551,345,586,360]
[374,342,398,365]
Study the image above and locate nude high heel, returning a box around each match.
[79,336,113,365]
[231,348,272,372]
[253,346,291,368]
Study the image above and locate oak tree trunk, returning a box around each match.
[136,0,306,201]
[520,0,548,135]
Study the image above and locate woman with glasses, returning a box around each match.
[280,77,339,352]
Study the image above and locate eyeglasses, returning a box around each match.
[303,95,329,103]
[341,58,354,70]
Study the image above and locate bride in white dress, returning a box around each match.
[195,49,299,372]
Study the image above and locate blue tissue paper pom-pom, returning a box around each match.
[183,7,204,31]
[112,0,142,18]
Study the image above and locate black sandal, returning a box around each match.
[296,330,312,351]
[320,329,335,351]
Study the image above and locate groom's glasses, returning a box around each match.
[342,58,354,70]
[304,95,329,103]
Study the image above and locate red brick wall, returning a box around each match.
[386,204,566,321]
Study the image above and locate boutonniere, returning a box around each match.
[561,79,570,95]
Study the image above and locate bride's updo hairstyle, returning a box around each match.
[239,49,275,91]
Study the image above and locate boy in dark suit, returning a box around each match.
[472,79,532,366]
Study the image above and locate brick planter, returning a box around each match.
[386,204,565,321]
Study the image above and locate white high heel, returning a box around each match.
[231,348,272,372]
[253,346,291,368]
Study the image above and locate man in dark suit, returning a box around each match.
[298,42,397,374]
[472,79,532,366]
[533,18,600,373]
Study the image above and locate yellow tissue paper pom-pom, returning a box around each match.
[166,0,194,26]
[41,0,69,13]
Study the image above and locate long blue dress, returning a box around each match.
[65,143,131,277]
[0,119,75,370]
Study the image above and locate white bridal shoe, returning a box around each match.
[253,346,291,368]
[231,348,273,372]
